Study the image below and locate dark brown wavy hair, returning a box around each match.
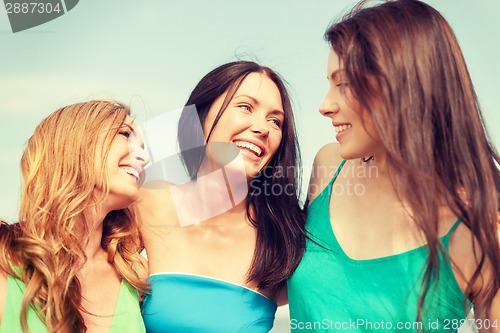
[178,61,306,290]
[325,0,500,324]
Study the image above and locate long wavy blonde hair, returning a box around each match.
[0,100,148,332]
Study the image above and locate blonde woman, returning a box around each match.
[0,100,150,333]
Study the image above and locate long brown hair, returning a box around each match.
[178,61,305,290]
[0,100,148,332]
[325,0,500,323]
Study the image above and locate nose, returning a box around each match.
[138,147,151,166]
[137,148,151,166]
[250,115,270,137]
[319,90,339,118]
[130,143,151,167]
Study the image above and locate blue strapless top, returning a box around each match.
[141,273,277,333]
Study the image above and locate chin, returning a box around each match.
[126,192,140,205]
[108,192,139,211]
[339,145,365,161]
[245,165,263,180]
[338,151,356,161]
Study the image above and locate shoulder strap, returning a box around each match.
[328,160,346,187]
[441,218,461,249]
[315,160,346,201]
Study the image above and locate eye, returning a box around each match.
[238,104,252,112]
[268,118,282,129]
[336,82,349,88]
[118,130,131,138]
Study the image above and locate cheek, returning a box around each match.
[202,117,213,138]
[270,132,283,155]
[360,113,380,141]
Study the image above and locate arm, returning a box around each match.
[472,276,500,333]
[478,224,500,332]
[0,269,6,324]
[0,221,15,324]
[135,180,178,228]
[134,181,182,275]
[134,180,181,243]
[490,293,500,333]
[449,224,500,332]
[474,226,500,333]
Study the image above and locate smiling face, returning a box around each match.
[320,50,383,160]
[103,116,150,211]
[203,72,284,179]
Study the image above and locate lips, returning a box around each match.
[333,123,352,133]
[119,164,142,182]
[233,140,264,157]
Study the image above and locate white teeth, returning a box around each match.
[120,166,139,180]
[234,141,262,157]
[335,124,352,133]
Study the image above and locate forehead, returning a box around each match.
[122,115,136,129]
[327,49,342,74]
[234,72,283,108]
[237,72,276,91]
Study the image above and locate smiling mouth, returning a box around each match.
[335,124,352,133]
[120,166,140,182]
[233,141,263,157]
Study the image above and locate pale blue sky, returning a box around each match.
[0,2,498,331]
[1,1,499,221]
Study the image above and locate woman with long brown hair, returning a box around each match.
[288,0,500,331]
[0,100,150,332]
[137,61,305,332]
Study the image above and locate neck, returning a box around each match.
[81,207,108,261]
[177,151,250,224]
[361,152,391,176]
[200,197,252,228]
[353,154,396,194]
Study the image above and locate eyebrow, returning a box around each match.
[269,109,285,118]
[122,123,134,130]
[234,94,259,104]
[233,94,285,116]
[328,68,345,81]
[121,123,145,148]
[121,123,136,133]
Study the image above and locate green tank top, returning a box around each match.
[0,270,145,333]
[288,160,470,332]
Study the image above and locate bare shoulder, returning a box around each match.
[136,180,172,211]
[308,142,344,203]
[134,180,178,226]
[0,268,7,324]
[314,142,343,168]
[448,222,476,288]
[448,221,499,302]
